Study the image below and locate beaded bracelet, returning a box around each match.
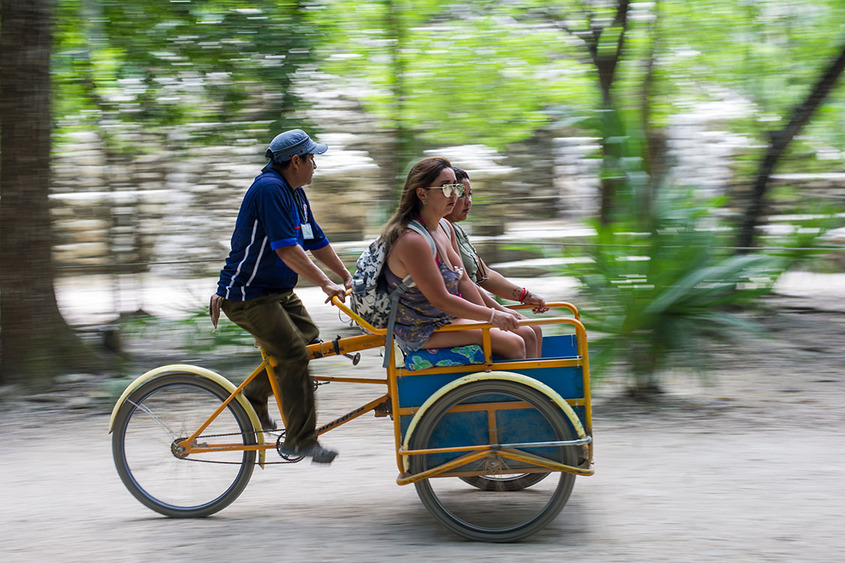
[488,308,496,324]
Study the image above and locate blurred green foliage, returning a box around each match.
[39,0,845,392]
[566,186,839,394]
[118,304,256,356]
[50,0,845,169]
[54,0,319,147]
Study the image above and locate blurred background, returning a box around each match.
[2,0,844,393]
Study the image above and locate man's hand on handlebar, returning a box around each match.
[322,280,347,304]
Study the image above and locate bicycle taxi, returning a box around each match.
[109,296,594,542]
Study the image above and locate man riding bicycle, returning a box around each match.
[210,129,350,464]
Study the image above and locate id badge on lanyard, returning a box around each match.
[295,190,315,240]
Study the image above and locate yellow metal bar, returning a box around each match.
[395,397,586,417]
[331,294,387,335]
[398,436,590,457]
[394,448,594,480]
[482,327,493,364]
[178,358,267,451]
[496,448,594,477]
[307,333,386,360]
[396,363,491,377]
[398,443,505,456]
[487,407,498,444]
[312,375,387,385]
[396,450,491,486]
[490,357,582,370]
[508,301,580,320]
[262,354,288,428]
[316,394,389,436]
[183,442,276,453]
[396,356,583,377]
[386,348,407,475]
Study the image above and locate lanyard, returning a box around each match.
[293,189,308,223]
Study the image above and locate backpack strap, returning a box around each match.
[407,219,436,255]
[438,217,453,239]
[382,219,437,368]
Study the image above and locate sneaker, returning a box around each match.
[280,442,338,464]
[246,396,277,432]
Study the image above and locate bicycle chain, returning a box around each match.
[173,429,303,465]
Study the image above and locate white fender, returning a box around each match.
[108,364,266,467]
[401,371,587,472]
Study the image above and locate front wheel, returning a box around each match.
[409,379,577,542]
[112,372,257,517]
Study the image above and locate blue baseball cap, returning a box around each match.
[261,129,328,172]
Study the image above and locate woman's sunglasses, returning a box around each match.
[424,183,465,197]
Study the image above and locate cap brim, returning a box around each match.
[262,139,328,171]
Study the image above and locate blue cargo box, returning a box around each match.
[397,334,586,440]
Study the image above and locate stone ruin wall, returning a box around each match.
[49,125,845,278]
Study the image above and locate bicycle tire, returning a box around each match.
[112,372,256,517]
[409,379,577,542]
[459,472,550,491]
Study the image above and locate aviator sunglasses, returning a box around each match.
[423,183,465,197]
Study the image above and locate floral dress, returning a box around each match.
[384,257,462,353]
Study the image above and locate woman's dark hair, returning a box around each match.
[381,156,453,249]
[453,167,470,182]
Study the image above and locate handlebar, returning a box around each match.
[331,290,386,335]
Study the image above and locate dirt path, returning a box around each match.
[1,285,844,561]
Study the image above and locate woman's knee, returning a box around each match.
[517,325,535,345]
[492,330,526,359]
[520,325,544,357]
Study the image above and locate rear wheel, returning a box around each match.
[459,472,549,492]
[112,373,257,517]
[409,379,577,542]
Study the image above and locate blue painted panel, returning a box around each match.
[397,369,477,409]
[406,404,566,470]
[396,333,587,446]
[400,403,588,446]
[542,334,578,359]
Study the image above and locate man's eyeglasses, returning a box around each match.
[424,183,465,197]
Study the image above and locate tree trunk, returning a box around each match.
[0,0,103,386]
[585,0,631,226]
[268,0,309,135]
[640,0,667,226]
[383,0,415,206]
[737,40,845,251]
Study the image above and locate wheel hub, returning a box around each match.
[171,438,190,459]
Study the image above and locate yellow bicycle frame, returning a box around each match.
[109,298,593,484]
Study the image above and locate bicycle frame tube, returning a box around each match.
[176,357,271,453]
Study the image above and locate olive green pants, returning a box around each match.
[221,291,320,448]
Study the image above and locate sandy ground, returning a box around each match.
[1,275,844,561]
